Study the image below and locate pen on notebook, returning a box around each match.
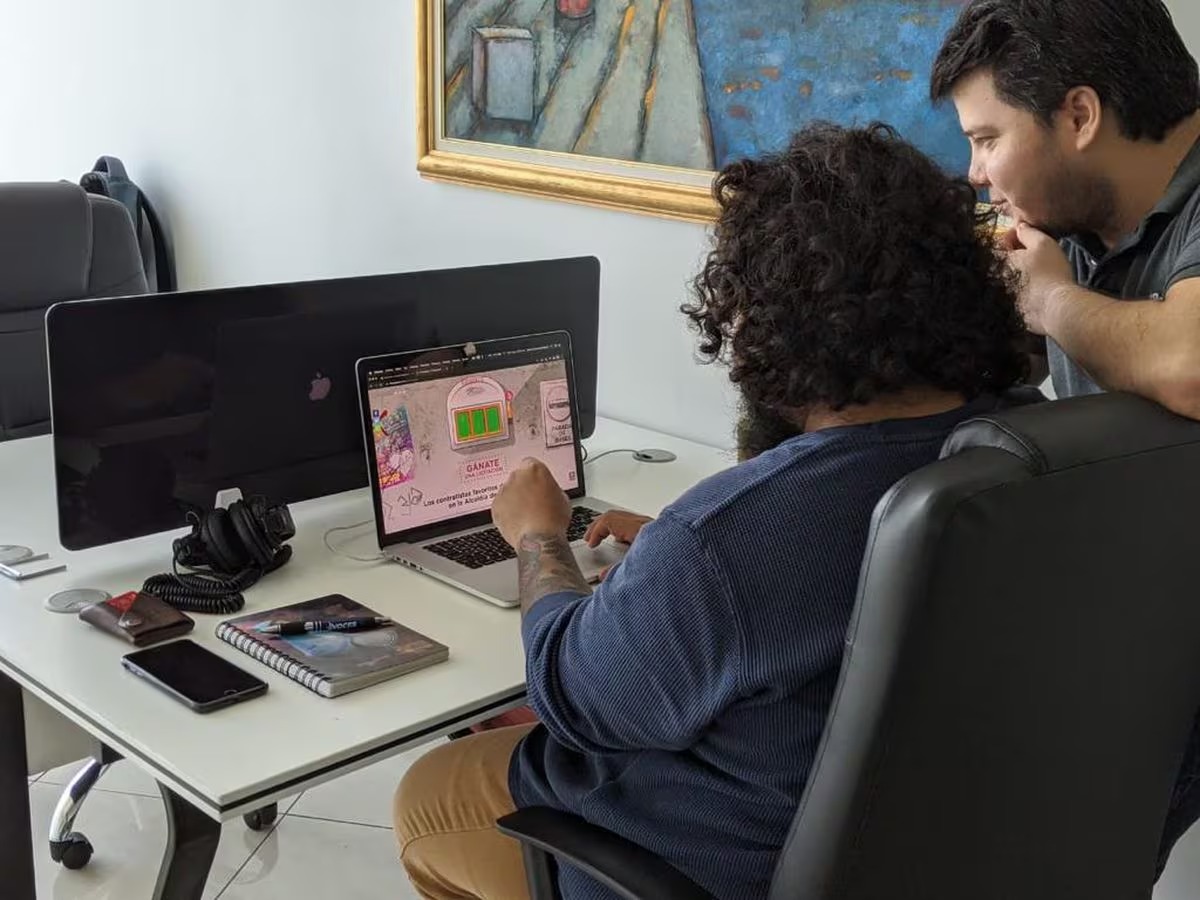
[255,617,394,636]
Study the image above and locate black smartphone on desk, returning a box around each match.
[123,639,268,713]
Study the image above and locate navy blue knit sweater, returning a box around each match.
[510,395,1008,899]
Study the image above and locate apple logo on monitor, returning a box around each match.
[309,372,332,401]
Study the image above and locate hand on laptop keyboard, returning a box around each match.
[426,507,602,570]
[584,511,654,547]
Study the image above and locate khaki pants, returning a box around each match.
[394,724,536,900]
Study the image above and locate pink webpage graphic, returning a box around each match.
[368,360,577,535]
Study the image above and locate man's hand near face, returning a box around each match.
[1004,221,1079,336]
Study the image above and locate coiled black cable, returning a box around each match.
[141,561,265,615]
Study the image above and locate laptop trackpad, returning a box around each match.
[574,540,628,584]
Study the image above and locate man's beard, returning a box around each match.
[1030,166,1118,240]
[736,399,802,462]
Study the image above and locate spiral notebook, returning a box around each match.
[215,594,449,698]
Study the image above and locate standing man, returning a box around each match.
[932,0,1200,871]
[932,0,1200,417]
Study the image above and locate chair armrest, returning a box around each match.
[496,807,714,900]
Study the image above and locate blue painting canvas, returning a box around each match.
[444,0,970,175]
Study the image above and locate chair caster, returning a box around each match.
[243,803,278,831]
[50,832,94,870]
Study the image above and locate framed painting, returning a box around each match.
[417,0,971,222]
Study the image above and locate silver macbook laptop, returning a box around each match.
[356,332,628,608]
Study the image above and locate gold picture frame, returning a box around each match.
[416,1,975,225]
[416,0,718,223]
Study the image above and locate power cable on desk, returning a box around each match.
[323,519,385,563]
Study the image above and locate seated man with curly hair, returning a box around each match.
[393,122,1038,900]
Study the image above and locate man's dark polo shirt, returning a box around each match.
[1053,137,1200,397]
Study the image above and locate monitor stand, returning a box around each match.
[214,487,244,510]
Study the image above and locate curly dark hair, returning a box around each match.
[682,122,1028,418]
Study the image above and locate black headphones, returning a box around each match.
[142,497,296,614]
[173,497,296,575]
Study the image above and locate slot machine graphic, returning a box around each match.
[446,376,511,450]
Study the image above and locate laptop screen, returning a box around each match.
[360,334,583,542]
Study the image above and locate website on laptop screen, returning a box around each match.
[365,343,579,536]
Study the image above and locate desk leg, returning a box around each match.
[152,784,221,900]
[0,672,36,900]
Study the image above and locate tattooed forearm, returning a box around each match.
[517,532,592,617]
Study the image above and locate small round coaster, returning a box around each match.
[45,589,112,614]
[633,449,678,463]
[0,545,34,566]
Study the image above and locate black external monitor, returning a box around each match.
[46,256,600,550]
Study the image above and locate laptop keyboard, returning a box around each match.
[425,506,602,570]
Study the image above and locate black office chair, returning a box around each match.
[499,391,1200,899]
[0,182,148,440]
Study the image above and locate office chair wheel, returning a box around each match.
[49,832,94,870]
[243,803,277,832]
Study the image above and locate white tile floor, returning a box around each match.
[24,749,1200,899]
[26,743,433,900]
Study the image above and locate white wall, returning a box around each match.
[2,1,1199,448]
[0,0,735,447]
[1172,0,1200,48]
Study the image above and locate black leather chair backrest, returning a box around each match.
[0,182,147,440]
[774,392,1200,899]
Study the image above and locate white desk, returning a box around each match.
[0,418,731,900]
